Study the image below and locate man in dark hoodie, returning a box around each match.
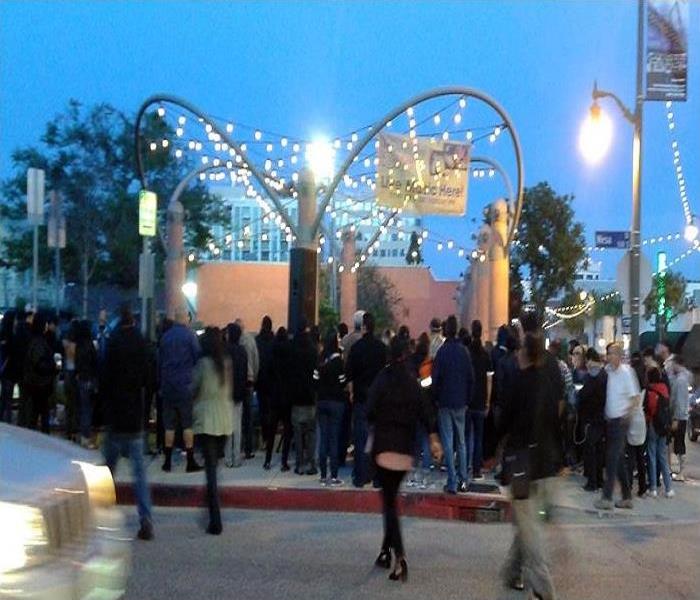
[255,315,275,463]
[102,304,153,541]
[291,319,319,475]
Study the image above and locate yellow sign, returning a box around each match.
[376,132,470,216]
[139,190,157,236]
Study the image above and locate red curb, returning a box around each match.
[116,483,511,523]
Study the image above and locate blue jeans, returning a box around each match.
[647,426,672,494]
[317,399,344,479]
[466,409,486,476]
[414,424,432,471]
[103,432,153,526]
[352,402,369,486]
[439,407,468,491]
[77,379,94,439]
[0,378,14,423]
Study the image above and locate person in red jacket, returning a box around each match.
[643,367,674,498]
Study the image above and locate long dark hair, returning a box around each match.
[322,329,339,360]
[522,330,545,368]
[201,326,226,384]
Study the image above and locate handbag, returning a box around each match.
[503,445,532,500]
[627,401,647,446]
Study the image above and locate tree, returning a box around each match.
[593,290,623,338]
[0,100,227,315]
[405,231,423,265]
[358,265,403,331]
[510,182,586,319]
[643,270,690,338]
[559,288,589,337]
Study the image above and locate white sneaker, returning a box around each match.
[665,489,675,499]
[645,490,658,498]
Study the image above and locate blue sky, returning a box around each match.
[1,0,698,281]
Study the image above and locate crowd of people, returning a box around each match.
[0,302,694,597]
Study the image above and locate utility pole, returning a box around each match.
[48,190,66,315]
[27,168,45,310]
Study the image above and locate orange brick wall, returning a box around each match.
[196,262,459,335]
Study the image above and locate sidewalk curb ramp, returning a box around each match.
[116,483,511,523]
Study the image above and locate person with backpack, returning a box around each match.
[643,367,674,498]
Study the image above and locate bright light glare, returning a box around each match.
[684,221,698,242]
[579,291,588,301]
[182,281,198,300]
[305,138,335,183]
[0,501,48,573]
[579,104,613,165]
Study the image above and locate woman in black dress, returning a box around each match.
[367,336,442,582]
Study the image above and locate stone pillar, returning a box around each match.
[165,199,186,319]
[288,168,318,333]
[489,199,509,342]
[474,224,491,341]
[339,231,357,327]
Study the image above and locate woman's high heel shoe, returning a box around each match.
[375,550,391,569]
[389,558,408,582]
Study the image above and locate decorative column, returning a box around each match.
[489,199,509,342]
[339,231,357,327]
[165,199,186,319]
[474,224,492,341]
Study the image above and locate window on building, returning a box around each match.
[380,250,386,257]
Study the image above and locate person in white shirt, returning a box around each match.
[594,343,640,511]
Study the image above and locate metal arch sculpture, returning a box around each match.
[313,86,524,247]
[134,94,299,239]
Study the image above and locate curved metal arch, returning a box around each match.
[314,86,524,246]
[470,155,514,210]
[134,94,299,238]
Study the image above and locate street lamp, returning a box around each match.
[306,138,335,183]
[578,102,613,165]
[579,2,645,351]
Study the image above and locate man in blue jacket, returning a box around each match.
[433,314,474,493]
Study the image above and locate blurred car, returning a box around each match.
[0,424,130,599]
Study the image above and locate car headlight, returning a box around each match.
[420,376,432,389]
[0,501,49,574]
[73,461,116,508]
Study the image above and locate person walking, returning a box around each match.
[367,336,442,582]
[75,319,98,448]
[578,348,607,492]
[496,317,562,600]
[159,308,202,473]
[234,319,259,458]
[407,332,433,488]
[255,316,275,464]
[643,367,674,498]
[433,315,474,494]
[346,312,387,488]
[102,305,153,541]
[291,320,318,475]
[23,314,57,434]
[265,327,294,471]
[315,330,347,485]
[467,320,491,481]
[339,310,364,468]
[594,343,639,510]
[192,327,233,535]
[225,323,248,468]
[669,356,691,482]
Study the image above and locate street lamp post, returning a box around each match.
[580,0,644,351]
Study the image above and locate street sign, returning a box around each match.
[47,191,66,249]
[138,190,157,236]
[595,230,630,249]
[27,167,45,224]
[621,315,631,335]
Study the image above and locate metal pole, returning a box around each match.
[55,245,60,315]
[32,224,38,310]
[141,237,149,338]
[630,0,644,351]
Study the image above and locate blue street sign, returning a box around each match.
[595,231,630,249]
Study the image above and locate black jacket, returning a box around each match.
[469,341,492,411]
[291,332,317,407]
[577,367,607,424]
[499,362,563,482]
[75,339,98,382]
[346,333,387,404]
[315,354,346,402]
[367,361,436,457]
[227,342,248,403]
[24,334,56,388]
[271,336,295,408]
[103,323,148,434]
[255,330,275,395]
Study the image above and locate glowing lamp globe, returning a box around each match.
[579,102,613,165]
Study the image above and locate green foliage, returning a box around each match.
[0,100,228,292]
[593,291,623,320]
[358,265,402,331]
[405,231,423,265]
[559,289,589,336]
[643,270,689,329]
[510,182,586,319]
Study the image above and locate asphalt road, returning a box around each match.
[123,506,700,600]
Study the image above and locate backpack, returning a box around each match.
[650,387,672,437]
